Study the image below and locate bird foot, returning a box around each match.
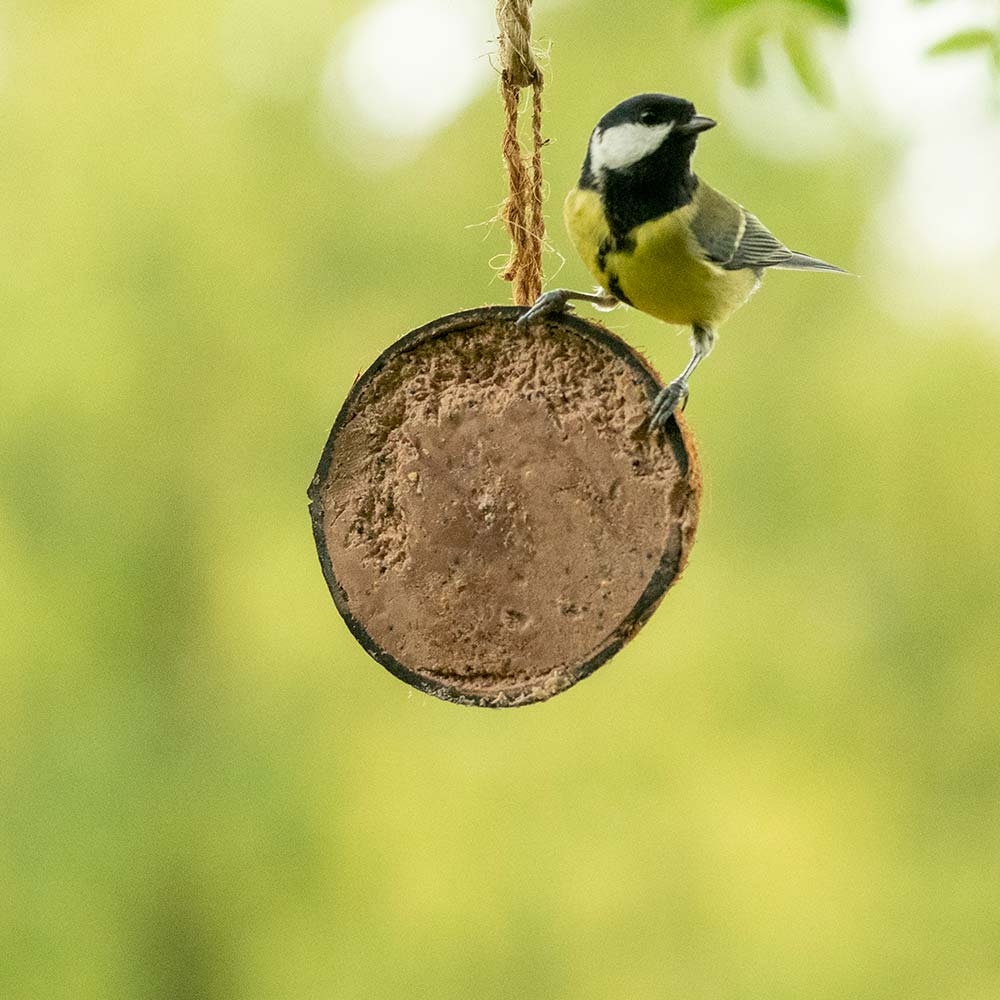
[516,290,576,327]
[650,380,689,431]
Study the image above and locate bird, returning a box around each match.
[517,93,846,429]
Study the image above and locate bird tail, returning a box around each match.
[773,252,850,274]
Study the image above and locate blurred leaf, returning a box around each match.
[783,26,834,105]
[700,0,746,19]
[700,0,746,17]
[798,0,849,25]
[733,23,767,87]
[927,28,997,57]
[701,0,849,23]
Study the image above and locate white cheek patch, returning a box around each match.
[590,121,673,173]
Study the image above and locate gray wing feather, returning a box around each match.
[691,185,846,273]
[726,212,795,270]
[769,251,848,273]
[688,186,745,266]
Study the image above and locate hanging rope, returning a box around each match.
[496,0,546,307]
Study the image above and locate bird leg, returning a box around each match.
[650,325,716,430]
[516,288,619,327]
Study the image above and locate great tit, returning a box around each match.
[517,93,846,428]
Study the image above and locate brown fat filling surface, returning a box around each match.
[318,319,697,700]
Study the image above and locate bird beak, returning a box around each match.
[676,115,717,136]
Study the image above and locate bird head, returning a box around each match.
[584,94,716,180]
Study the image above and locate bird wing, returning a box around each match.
[689,183,794,271]
[689,182,844,273]
[733,214,847,272]
[725,211,796,270]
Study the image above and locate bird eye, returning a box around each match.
[639,110,657,125]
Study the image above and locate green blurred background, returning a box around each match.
[3,0,999,997]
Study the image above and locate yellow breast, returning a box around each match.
[563,188,759,329]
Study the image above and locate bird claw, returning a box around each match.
[516,290,574,327]
[650,380,689,431]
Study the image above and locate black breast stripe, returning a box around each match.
[607,273,633,306]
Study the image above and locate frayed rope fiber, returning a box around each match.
[496,0,546,306]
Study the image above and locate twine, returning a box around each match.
[496,0,546,306]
